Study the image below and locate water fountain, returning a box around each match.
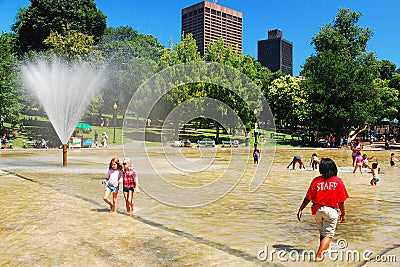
[20,55,105,166]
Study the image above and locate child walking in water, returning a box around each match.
[297,158,349,261]
[253,144,260,164]
[122,158,139,215]
[390,153,398,166]
[353,151,363,173]
[103,158,123,212]
[370,159,380,185]
[310,153,320,170]
[361,154,374,170]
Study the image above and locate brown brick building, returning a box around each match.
[182,0,242,56]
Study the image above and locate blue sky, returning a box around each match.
[1,0,398,76]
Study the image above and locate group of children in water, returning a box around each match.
[99,142,397,262]
[287,151,398,186]
[102,149,397,213]
[351,151,381,185]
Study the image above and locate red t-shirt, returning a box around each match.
[123,168,137,188]
[305,175,349,215]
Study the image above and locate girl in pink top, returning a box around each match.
[352,151,363,173]
[103,157,123,212]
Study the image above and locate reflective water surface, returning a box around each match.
[0,147,399,266]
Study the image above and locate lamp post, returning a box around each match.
[368,123,372,145]
[254,109,258,145]
[113,102,117,143]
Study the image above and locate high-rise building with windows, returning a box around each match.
[258,29,293,76]
[182,0,242,56]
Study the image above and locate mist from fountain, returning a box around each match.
[20,56,106,145]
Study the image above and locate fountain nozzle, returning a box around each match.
[63,144,68,166]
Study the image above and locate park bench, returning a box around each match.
[171,140,182,147]
[317,139,328,147]
[291,134,301,141]
[221,140,232,147]
[197,139,215,147]
[221,140,239,147]
[23,140,37,148]
[270,133,286,141]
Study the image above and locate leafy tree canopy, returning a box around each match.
[95,26,164,116]
[374,59,397,80]
[302,8,377,133]
[43,24,95,59]
[12,0,106,54]
[0,33,22,125]
[311,8,373,59]
[389,74,400,91]
[267,75,309,126]
[99,26,165,63]
[373,78,399,120]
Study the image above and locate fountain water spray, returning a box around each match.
[21,55,105,166]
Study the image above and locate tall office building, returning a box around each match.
[182,1,242,56]
[258,29,293,76]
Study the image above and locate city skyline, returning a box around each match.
[0,0,399,76]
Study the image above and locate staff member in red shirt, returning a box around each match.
[297,157,349,261]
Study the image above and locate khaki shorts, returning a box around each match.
[315,206,339,238]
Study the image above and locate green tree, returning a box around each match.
[203,39,242,139]
[156,34,203,138]
[311,8,372,58]
[96,26,163,117]
[83,94,104,122]
[388,74,400,119]
[373,78,399,120]
[43,25,95,59]
[388,74,400,91]
[12,0,106,54]
[374,60,397,80]
[267,75,309,126]
[302,8,376,133]
[204,39,269,136]
[160,33,201,68]
[99,26,164,63]
[0,33,22,126]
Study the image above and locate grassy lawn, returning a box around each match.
[2,115,302,149]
